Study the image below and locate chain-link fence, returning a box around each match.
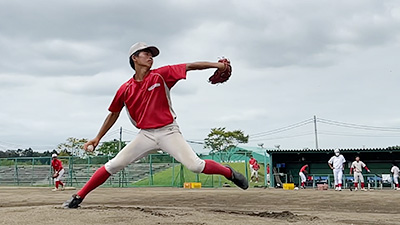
[0,153,267,188]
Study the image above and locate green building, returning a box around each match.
[266,147,400,188]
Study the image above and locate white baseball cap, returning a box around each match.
[334,149,340,154]
[129,42,159,57]
[52,153,57,158]
[128,42,160,69]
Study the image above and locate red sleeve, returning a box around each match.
[152,64,187,89]
[108,81,130,112]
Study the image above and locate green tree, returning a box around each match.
[97,139,127,156]
[57,137,88,157]
[204,127,249,161]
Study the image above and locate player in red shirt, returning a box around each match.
[250,161,260,183]
[51,153,65,191]
[64,42,248,208]
[249,156,256,178]
[299,164,308,189]
[249,157,256,166]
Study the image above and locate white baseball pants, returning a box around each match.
[105,121,205,174]
[333,169,343,185]
[353,172,364,183]
[299,172,306,183]
[54,168,64,181]
[394,175,399,184]
[251,170,258,178]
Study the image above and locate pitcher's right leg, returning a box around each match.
[64,131,158,208]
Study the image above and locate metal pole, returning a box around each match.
[149,155,153,186]
[314,115,319,150]
[264,151,267,187]
[171,157,175,187]
[119,127,122,152]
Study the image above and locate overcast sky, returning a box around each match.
[1,0,400,153]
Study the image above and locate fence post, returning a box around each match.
[244,152,249,181]
[108,155,112,186]
[68,156,73,187]
[264,151,267,187]
[149,155,153,186]
[15,158,19,186]
[180,164,184,187]
[211,154,214,187]
[49,157,52,186]
[171,157,175,187]
[196,154,200,182]
[31,158,35,186]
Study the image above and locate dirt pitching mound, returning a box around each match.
[212,209,319,222]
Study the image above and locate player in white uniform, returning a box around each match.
[328,149,346,191]
[391,164,400,190]
[350,156,370,191]
[63,42,248,208]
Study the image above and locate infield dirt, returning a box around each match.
[0,187,399,225]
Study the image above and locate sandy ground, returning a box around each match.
[0,187,399,225]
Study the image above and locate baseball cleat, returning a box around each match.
[63,194,83,208]
[225,165,248,190]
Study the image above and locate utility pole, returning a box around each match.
[314,115,319,150]
[118,127,122,152]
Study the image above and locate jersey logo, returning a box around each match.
[148,83,161,91]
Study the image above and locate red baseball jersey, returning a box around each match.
[300,165,308,172]
[109,64,186,129]
[52,159,63,172]
[249,158,256,165]
[253,163,260,171]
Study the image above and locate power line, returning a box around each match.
[249,118,313,139]
[319,131,400,138]
[317,118,400,132]
[249,132,314,142]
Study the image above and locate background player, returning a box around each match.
[328,149,346,191]
[299,164,308,189]
[349,156,370,191]
[51,153,64,191]
[63,42,248,208]
[249,156,256,180]
[391,163,399,190]
[250,160,260,183]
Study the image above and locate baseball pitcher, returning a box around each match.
[63,42,246,208]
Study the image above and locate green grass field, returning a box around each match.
[133,162,266,188]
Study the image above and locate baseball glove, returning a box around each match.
[52,172,59,178]
[208,58,232,84]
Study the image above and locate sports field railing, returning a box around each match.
[0,153,266,188]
